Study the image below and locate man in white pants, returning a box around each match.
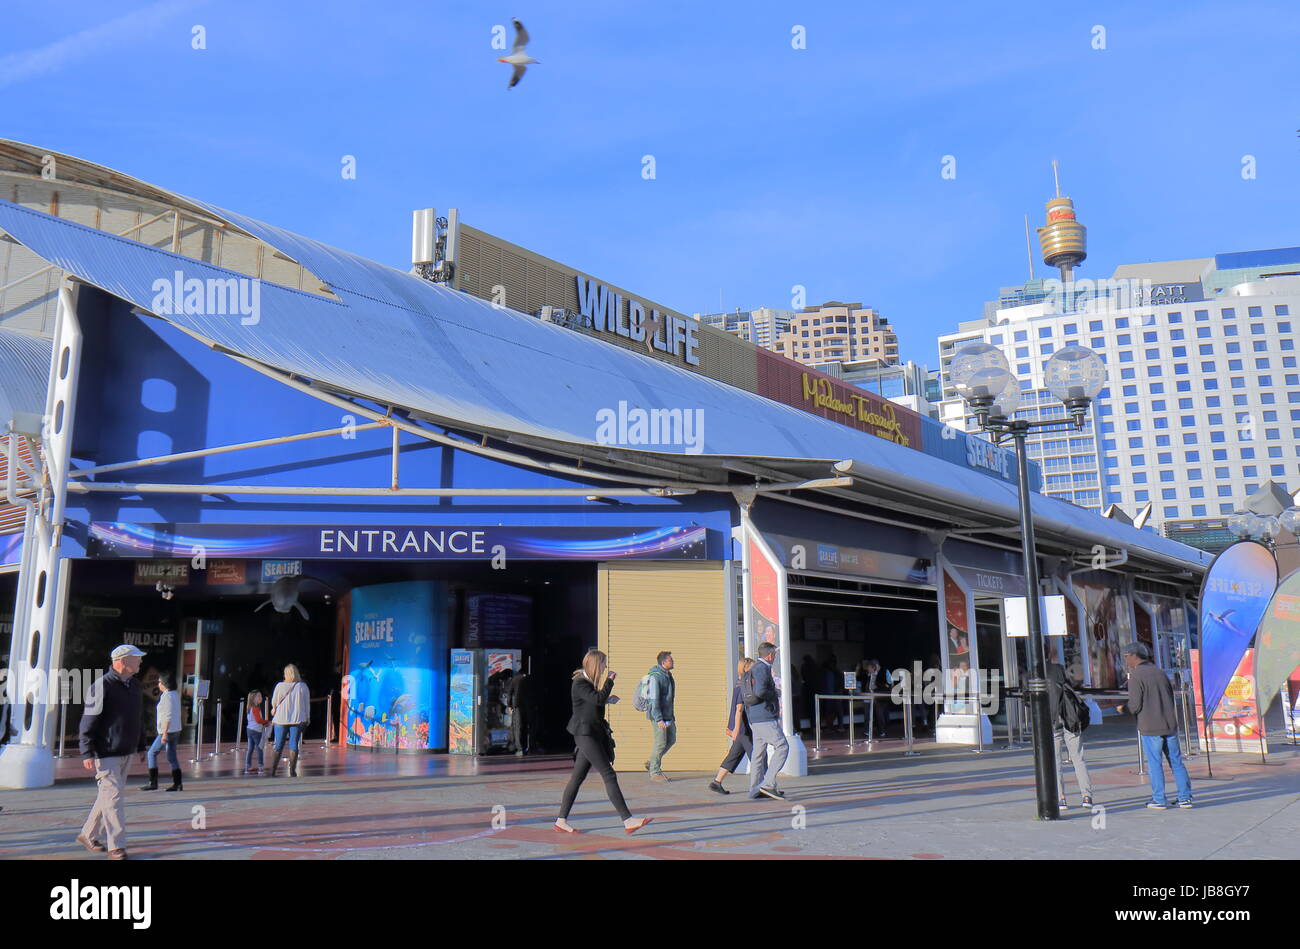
[747,642,788,800]
[77,644,147,859]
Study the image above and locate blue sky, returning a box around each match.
[2,0,1298,365]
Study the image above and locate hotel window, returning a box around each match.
[1222,308,1236,319]
[1213,450,1228,462]
[1122,384,1137,397]
[1265,410,1279,421]
[1273,464,1287,476]
[1188,468,1202,480]
[1018,364,1030,374]
[1152,400,1167,411]
[1220,504,1235,514]
[1201,361,1216,372]
[1256,358,1271,369]
[1039,327,1052,338]
[1154,417,1169,429]
[1171,346,1186,357]
[1133,472,1148,484]
[1198,344,1214,355]
[1211,431,1226,443]
[1241,447,1256,459]
[1171,328,1185,339]
[1130,454,1146,466]
[1116,318,1130,328]
[1169,313,1183,323]
[1164,506,1179,517]
[1183,432,1198,444]
[1178,398,1193,410]
[1091,337,1105,348]
[1224,325,1239,336]
[1244,466,1258,478]
[1121,368,1136,379]
[1227,359,1243,371]
[1143,331,1158,343]
[1089,320,1103,332]
[1249,307,1262,319]
[1206,396,1221,407]
[1190,487,1205,498]
[1148,366,1163,377]
[1215,466,1229,478]
[1135,490,1150,502]
[1217,485,1233,497]
[1195,310,1209,321]
[1268,429,1281,440]
[1040,343,1054,355]
[1124,402,1139,414]
[1016,346,1029,358]
[989,334,1004,344]
[1197,327,1211,338]
[1185,451,1200,462]
[1160,470,1175,482]
[1192,505,1207,516]
[1156,435,1171,447]
[1129,436,1144,448]
[1014,330,1028,342]
[1231,377,1246,389]
[1117,334,1132,345]
[1254,341,1268,352]
[1064,323,1078,334]
[1277,306,1290,316]
[1162,488,1177,499]
[1120,351,1134,362]
[1203,379,1218,390]
[1227,342,1241,353]
[1126,421,1142,431]
[1259,375,1273,386]
[1106,474,1121,486]
[1157,451,1172,464]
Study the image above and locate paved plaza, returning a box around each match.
[2,718,1296,860]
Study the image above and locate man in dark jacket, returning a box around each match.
[645,652,676,781]
[1046,656,1093,808]
[748,642,788,800]
[77,644,148,859]
[1118,642,1193,810]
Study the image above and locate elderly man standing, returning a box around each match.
[77,644,148,860]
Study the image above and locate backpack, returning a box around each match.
[740,668,764,707]
[1060,683,1091,733]
[632,673,655,713]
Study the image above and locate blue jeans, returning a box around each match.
[273,724,303,756]
[1141,733,1193,805]
[147,732,181,769]
[245,729,265,770]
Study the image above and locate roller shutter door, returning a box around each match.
[598,561,731,772]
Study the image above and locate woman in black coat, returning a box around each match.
[555,650,653,835]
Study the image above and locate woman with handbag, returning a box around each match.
[268,664,310,778]
[554,650,652,835]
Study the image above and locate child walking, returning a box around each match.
[244,690,269,775]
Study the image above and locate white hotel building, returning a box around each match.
[938,247,1300,549]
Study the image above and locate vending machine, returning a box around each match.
[448,649,521,754]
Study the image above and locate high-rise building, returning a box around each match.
[697,307,794,351]
[938,248,1300,548]
[818,359,941,419]
[777,301,898,368]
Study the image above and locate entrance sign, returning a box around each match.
[133,560,188,585]
[260,559,302,583]
[89,523,709,561]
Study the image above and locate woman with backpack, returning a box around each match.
[554,650,653,835]
[1046,656,1094,809]
[708,657,754,795]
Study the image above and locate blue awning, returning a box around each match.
[0,198,1211,572]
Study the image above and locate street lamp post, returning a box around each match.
[951,342,1106,821]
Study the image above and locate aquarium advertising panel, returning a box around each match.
[1197,541,1278,721]
[448,650,475,754]
[344,581,448,752]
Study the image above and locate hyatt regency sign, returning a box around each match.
[576,276,700,365]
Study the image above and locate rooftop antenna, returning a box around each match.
[1024,214,1036,282]
[1052,158,1062,198]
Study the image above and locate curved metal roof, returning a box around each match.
[0,325,50,422]
[0,195,1212,573]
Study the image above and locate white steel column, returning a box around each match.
[0,281,82,789]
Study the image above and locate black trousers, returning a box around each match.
[560,734,631,821]
[718,730,753,774]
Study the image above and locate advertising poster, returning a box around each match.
[1197,541,1278,721]
[943,567,976,712]
[207,559,246,585]
[1070,570,1132,690]
[1282,668,1300,741]
[749,536,781,648]
[344,581,448,752]
[448,650,475,754]
[1191,648,1266,754]
[1253,570,1300,723]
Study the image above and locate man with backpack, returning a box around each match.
[638,652,676,782]
[745,642,788,801]
[1046,652,1094,809]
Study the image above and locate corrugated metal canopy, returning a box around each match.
[0,198,1211,573]
[0,325,50,423]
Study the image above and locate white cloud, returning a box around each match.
[0,0,206,89]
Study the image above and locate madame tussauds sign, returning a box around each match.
[799,373,912,446]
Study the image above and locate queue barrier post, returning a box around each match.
[323,695,333,749]
[211,699,222,760]
[56,701,68,758]
[234,699,245,762]
[903,686,918,756]
[190,699,205,764]
[814,694,821,754]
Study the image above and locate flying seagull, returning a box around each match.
[499,18,538,88]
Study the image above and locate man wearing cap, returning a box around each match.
[77,644,148,859]
[1118,642,1194,810]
